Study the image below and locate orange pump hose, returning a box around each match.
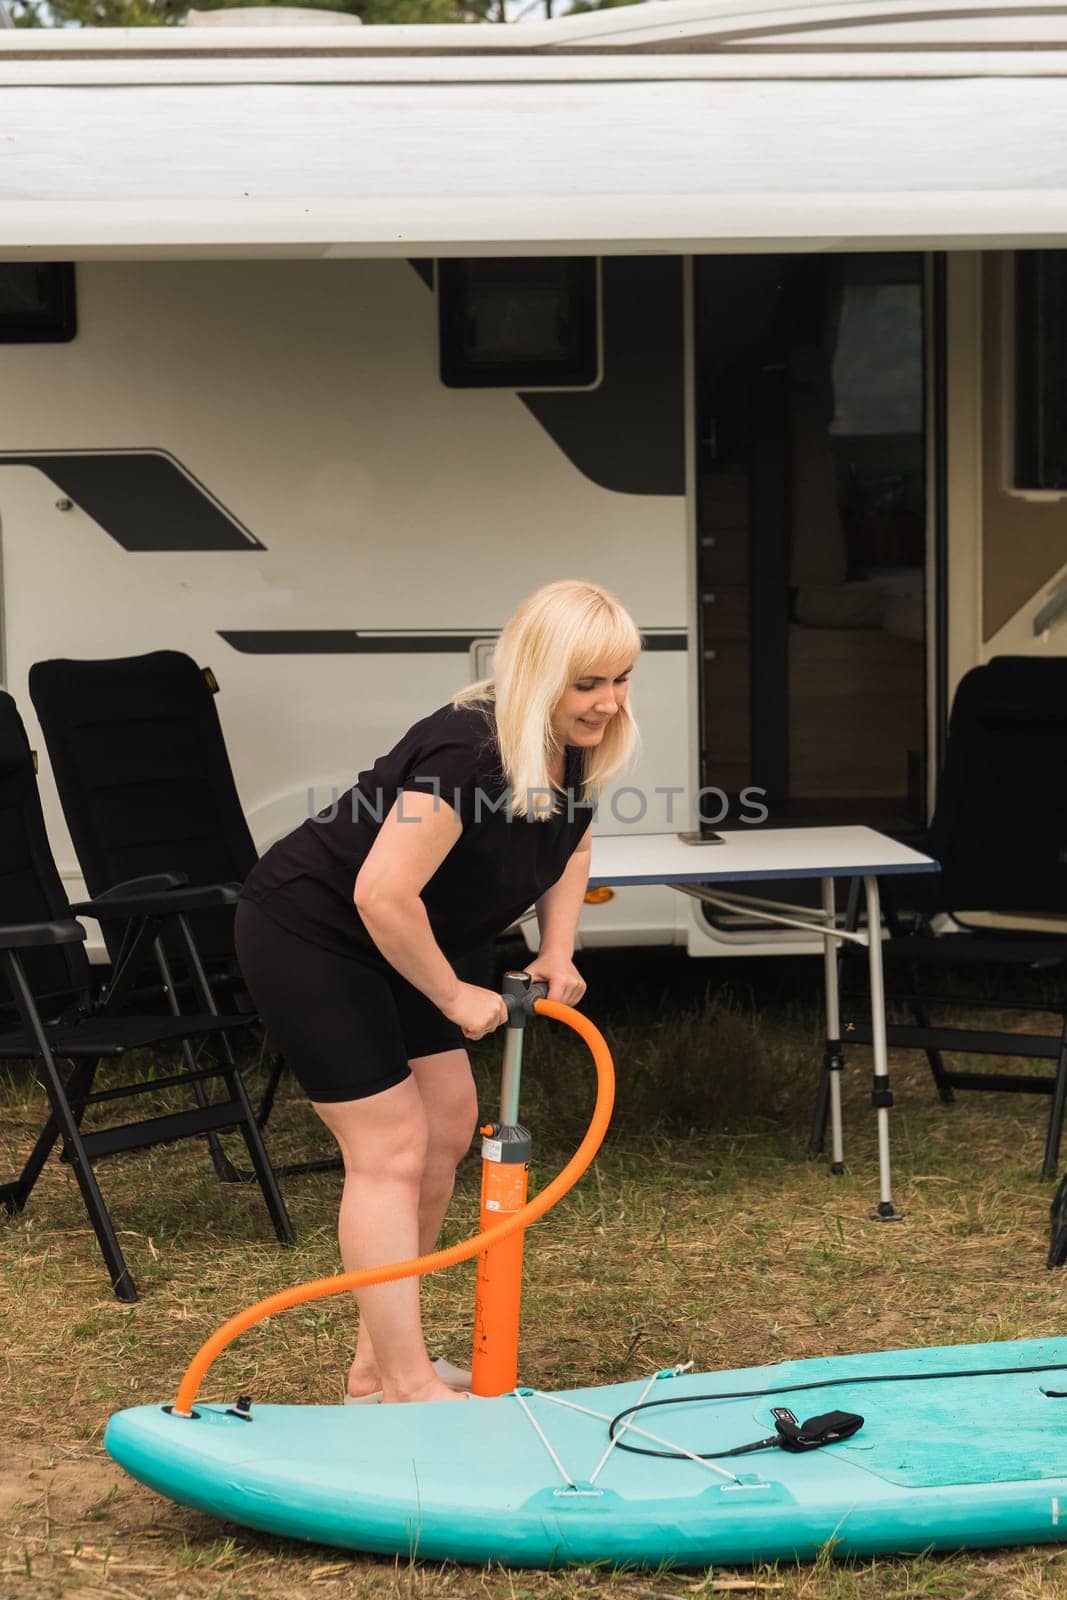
[172,999,614,1417]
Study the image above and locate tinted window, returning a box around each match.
[1015,251,1067,490]
[438,258,598,388]
[0,264,76,344]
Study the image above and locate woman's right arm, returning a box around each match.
[353,791,507,1039]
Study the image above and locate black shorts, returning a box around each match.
[234,897,467,1103]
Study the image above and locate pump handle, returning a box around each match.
[501,970,550,1020]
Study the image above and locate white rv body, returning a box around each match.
[1,0,1066,958]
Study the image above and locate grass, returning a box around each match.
[2,941,1067,1598]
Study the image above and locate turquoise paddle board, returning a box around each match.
[104,1337,1067,1567]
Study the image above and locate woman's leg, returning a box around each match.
[345,1048,479,1397]
[314,1078,464,1405]
[410,1048,480,1252]
[233,904,462,1402]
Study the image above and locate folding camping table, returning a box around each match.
[587,826,939,1220]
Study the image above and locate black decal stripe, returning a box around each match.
[0,450,262,552]
[221,631,487,654]
[415,256,685,498]
[522,258,685,497]
[219,630,687,655]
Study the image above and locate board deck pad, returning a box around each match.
[104,1338,1067,1567]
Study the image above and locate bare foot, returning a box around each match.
[346,1361,383,1402]
[381,1376,468,1405]
[348,1355,473,1402]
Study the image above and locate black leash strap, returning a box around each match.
[771,1407,865,1453]
[704,1407,866,1462]
[608,1359,1067,1463]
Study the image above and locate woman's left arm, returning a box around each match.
[525,825,592,1005]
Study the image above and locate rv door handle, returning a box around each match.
[1033,577,1067,637]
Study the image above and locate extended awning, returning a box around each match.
[1,65,1066,257]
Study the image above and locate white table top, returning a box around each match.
[587,826,938,888]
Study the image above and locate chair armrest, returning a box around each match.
[0,918,88,950]
[94,872,190,899]
[69,882,243,920]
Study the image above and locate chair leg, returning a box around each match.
[173,911,339,1182]
[5,1059,97,1201]
[153,936,240,1184]
[225,1057,296,1246]
[170,914,296,1244]
[1042,1016,1067,1181]
[210,1011,297,1239]
[808,1056,831,1158]
[65,1128,139,1302]
[256,1054,284,1130]
[0,1109,63,1213]
[31,1056,137,1300]
[179,925,340,1182]
[4,952,139,1300]
[907,962,956,1105]
[253,1048,344,1179]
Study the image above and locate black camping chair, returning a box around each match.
[812,656,1067,1180]
[29,651,258,984]
[0,691,295,1300]
[29,650,336,1172]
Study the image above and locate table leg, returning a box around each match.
[821,876,845,1175]
[864,873,903,1221]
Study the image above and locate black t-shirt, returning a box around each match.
[240,700,594,964]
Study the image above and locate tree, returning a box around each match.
[564,0,642,12]
[7,0,493,25]
[5,0,634,25]
[9,0,185,20]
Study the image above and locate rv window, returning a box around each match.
[437,258,598,388]
[0,264,76,344]
[1015,251,1067,491]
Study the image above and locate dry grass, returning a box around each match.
[3,943,1067,1598]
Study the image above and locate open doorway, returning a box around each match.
[695,252,927,831]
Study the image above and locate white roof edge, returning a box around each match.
[0,0,1065,55]
[4,51,1067,84]
[3,54,1064,255]
[4,191,1067,259]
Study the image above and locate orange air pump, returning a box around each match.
[471,969,545,1396]
[169,982,614,1421]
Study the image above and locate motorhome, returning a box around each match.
[0,0,1065,957]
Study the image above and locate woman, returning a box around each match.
[235,578,642,1405]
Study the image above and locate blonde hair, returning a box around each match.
[453,579,642,820]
